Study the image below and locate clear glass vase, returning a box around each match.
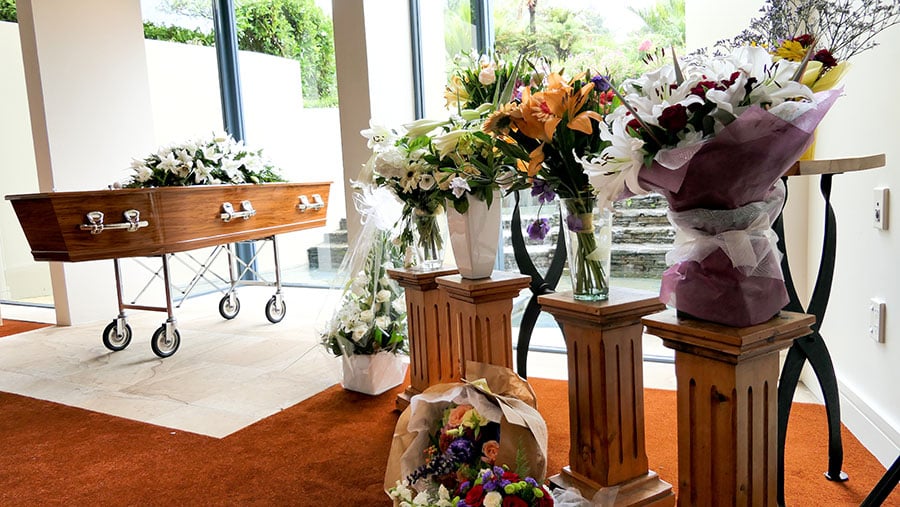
[559,196,612,301]
[412,209,445,270]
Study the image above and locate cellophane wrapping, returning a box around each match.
[636,90,839,326]
[384,362,549,497]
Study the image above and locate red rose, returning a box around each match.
[502,496,529,507]
[658,104,688,134]
[502,470,520,482]
[465,484,485,507]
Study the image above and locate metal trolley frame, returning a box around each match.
[102,235,286,358]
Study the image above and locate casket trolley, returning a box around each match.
[5,182,330,358]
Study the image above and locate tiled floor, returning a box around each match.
[0,287,820,439]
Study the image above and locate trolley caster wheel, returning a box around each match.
[102,321,132,351]
[265,296,286,323]
[218,295,241,320]
[151,325,181,358]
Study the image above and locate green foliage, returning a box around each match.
[235,0,336,106]
[158,0,337,107]
[490,0,685,81]
[629,0,686,48]
[143,21,214,46]
[0,0,16,23]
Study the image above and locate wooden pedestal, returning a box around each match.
[388,267,459,411]
[539,288,674,506]
[435,272,530,378]
[642,310,815,506]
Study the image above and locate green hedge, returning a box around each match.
[1,0,337,107]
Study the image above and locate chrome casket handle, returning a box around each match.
[297,194,324,212]
[80,209,149,234]
[220,200,256,222]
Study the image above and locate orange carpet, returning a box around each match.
[0,318,51,337]
[0,376,895,506]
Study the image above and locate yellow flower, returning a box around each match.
[774,39,807,62]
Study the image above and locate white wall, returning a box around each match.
[0,21,51,302]
[687,0,900,466]
[17,0,157,325]
[333,0,415,245]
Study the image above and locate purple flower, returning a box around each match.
[525,477,539,487]
[526,218,551,241]
[530,179,556,205]
[566,213,584,232]
[592,74,612,92]
[457,501,469,507]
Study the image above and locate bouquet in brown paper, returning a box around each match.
[385,362,551,506]
[581,46,840,326]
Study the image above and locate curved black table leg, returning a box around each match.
[777,344,806,505]
[796,333,847,481]
[511,191,566,378]
[775,174,847,505]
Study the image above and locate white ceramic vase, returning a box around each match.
[447,191,502,279]
[340,351,409,395]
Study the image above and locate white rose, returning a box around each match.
[351,324,368,340]
[392,297,406,315]
[359,309,375,323]
[375,315,392,330]
[483,491,502,507]
[479,64,496,85]
[375,289,393,303]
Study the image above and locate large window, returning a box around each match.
[141,0,345,287]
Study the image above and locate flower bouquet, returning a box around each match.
[486,68,619,300]
[119,131,284,188]
[413,52,527,278]
[362,122,448,270]
[582,46,839,326]
[386,362,550,506]
[320,185,409,395]
[721,0,900,160]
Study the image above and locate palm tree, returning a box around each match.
[629,0,685,47]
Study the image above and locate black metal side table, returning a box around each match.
[774,154,886,505]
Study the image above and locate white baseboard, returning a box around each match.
[801,367,900,468]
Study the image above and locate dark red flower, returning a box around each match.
[626,118,642,132]
[690,80,718,99]
[465,484,485,506]
[658,104,688,133]
[502,496,529,507]
[792,33,815,47]
[814,49,839,69]
[537,487,554,507]
[502,470,520,482]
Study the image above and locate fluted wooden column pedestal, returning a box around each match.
[388,267,459,411]
[539,288,674,506]
[436,272,530,378]
[642,310,815,506]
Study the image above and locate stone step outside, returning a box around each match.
[614,193,669,210]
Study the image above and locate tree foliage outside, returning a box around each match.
[143,21,214,46]
[153,0,337,107]
[490,0,686,81]
[0,0,16,23]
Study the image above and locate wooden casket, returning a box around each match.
[5,182,331,262]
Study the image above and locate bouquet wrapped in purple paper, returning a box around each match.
[581,46,839,326]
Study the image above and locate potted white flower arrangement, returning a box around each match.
[320,187,409,395]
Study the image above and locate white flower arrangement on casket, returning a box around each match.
[118,132,285,188]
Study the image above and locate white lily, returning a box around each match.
[360,120,396,150]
